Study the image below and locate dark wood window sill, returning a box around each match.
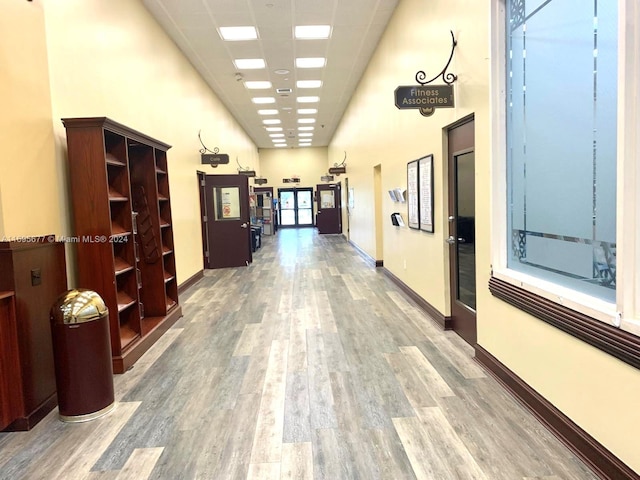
[488,277,640,370]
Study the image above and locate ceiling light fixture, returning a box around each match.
[258,109,278,115]
[297,96,320,103]
[252,97,276,104]
[234,58,266,69]
[298,126,315,131]
[269,133,285,138]
[299,133,313,137]
[295,57,326,69]
[219,26,258,41]
[294,25,331,40]
[296,80,322,89]
[297,118,316,124]
[245,81,272,89]
[265,127,283,132]
[263,119,281,125]
[297,108,317,114]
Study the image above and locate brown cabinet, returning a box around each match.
[0,239,67,430]
[0,291,21,430]
[62,117,182,374]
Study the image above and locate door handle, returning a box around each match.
[458,237,466,243]
[241,223,248,229]
[445,236,456,245]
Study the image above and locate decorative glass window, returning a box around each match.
[505,0,618,303]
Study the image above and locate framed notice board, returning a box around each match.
[418,154,434,232]
[407,159,419,229]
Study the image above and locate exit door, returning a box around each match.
[316,183,342,234]
[278,188,313,227]
[198,173,252,268]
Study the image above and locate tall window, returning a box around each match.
[505,0,618,303]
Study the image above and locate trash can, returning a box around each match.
[50,289,115,423]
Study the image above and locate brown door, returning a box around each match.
[447,115,476,345]
[199,174,252,268]
[316,183,342,234]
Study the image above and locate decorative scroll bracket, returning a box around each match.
[328,151,347,175]
[414,30,458,117]
[198,130,229,168]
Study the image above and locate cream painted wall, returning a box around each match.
[0,0,58,238]
[331,0,489,315]
[330,0,640,472]
[41,0,258,285]
[258,148,329,217]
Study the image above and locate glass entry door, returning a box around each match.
[278,187,314,227]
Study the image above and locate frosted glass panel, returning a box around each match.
[595,4,617,243]
[506,0,617,302]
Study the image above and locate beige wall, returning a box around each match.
[0,0,58,238]
[330,0,639,472]
[258,148,329,219]
[258,147,328,191]
[40,0,258,285]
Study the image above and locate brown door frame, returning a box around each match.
[198,173,252,269]
[315,182,342,234]
[447,114,477,345]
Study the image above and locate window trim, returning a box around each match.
[490,0,640,364]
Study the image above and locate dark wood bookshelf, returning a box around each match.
[62,117,182,373]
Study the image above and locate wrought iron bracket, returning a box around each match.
[198,130,218,155]
[415,31,458,86]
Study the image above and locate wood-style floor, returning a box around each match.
[0,229,598,479]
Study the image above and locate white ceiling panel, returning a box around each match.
[143,0,399,149]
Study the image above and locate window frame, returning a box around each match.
[490,0,640,347]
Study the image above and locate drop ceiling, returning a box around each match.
[142,0,400,149]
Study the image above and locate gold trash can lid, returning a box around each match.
[51,289,109,325]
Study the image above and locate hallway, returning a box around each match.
[0,229,597,479]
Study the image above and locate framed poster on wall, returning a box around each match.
[407,159,419,229]
[418,154,434,232]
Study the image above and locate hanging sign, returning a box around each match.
[201,153,229,166]
[394,85,455,112]
[328,166,346,175]
[238,170,256,177]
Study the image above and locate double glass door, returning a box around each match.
[279,188,313,227]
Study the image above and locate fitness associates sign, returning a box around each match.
[394,85,454,116]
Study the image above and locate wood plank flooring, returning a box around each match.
[0,229,598,479]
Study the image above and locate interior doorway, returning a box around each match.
[278,187,314,228]
[315,183,341,234]
[198,173,252,269]
[447,115,477,345]
[374,165,383,266]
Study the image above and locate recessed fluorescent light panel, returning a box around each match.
[275,144,287,148]
[295,25,331,39]
[295,57,326,68]
[299,133,313,137]
[219,26,258,41]
[297,118,316,124]
[297,96,320,103]
[297,108,317,114]
[265,127,283,132]
[258,109,278,115]
[245,81,272,89]
[263,119,281,125]
[234,58,266,69]
[298,126,314,131]
[269,133,285,138]
[296,80,322,89]
[252,97,276,104]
